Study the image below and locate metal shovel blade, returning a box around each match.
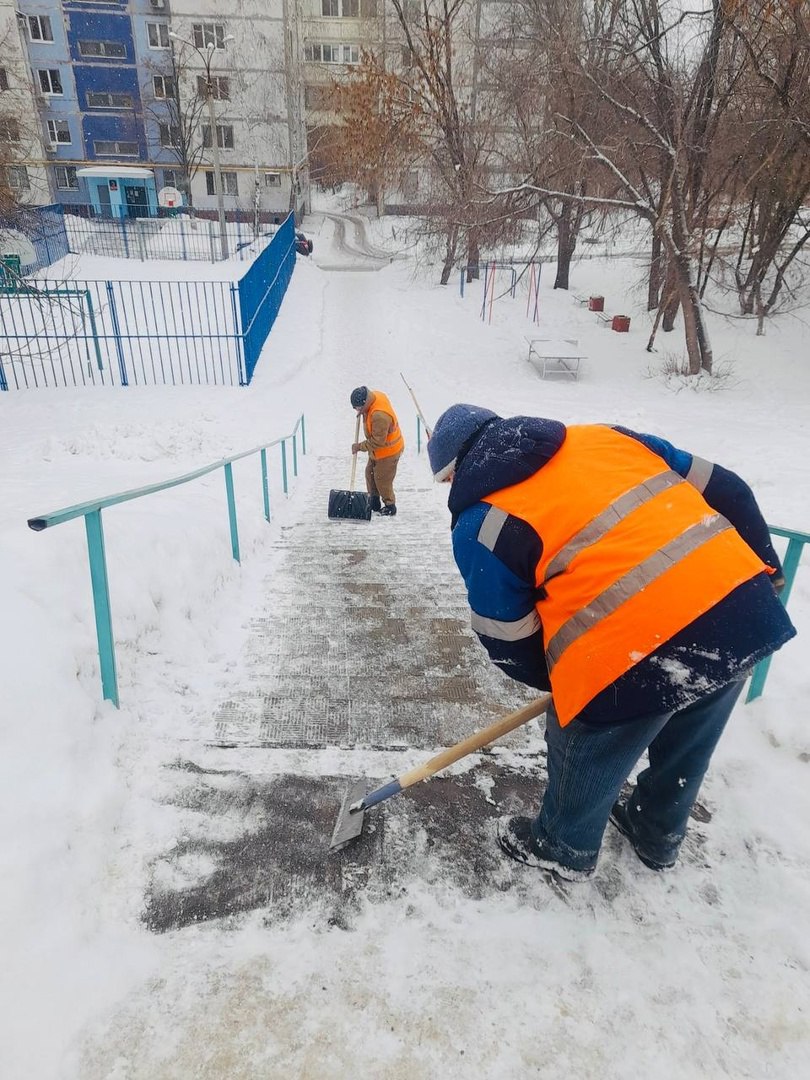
[329,778,368,851]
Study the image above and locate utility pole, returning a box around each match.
[170,32,232,259]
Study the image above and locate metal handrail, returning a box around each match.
[746,524,808,702]
[27,414,307,708]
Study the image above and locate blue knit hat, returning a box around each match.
[428,404,499,481]
[350,385,369,408]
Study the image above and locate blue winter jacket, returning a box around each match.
[447,416,796,726]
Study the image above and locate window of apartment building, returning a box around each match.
[47,119,71,144]
[153,75,176,99]
[78,40,127,59]
[162,168,187,191]
[28,16,54,43]
[0,119,20,142]
[38,69,63,95]
[321,0,359,15]
[304,85,335,110]
[147,23,170,49]
[158,123,181,148]
[0,69,8,92]
[192,23,226,50]
[264,172,281,187]
[304,43,359,64]
[205,170,237,196]
[202,124,234,149]
[6,166,30,190]
[87,91,134,109]
[94,139,138,156]
[54,165,79,190]
[196,76,229,101]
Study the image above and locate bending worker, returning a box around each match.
[350,386,404,517]
[427,404,796,882]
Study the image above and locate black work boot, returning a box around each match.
[496,816,594,882]
[379,503,397,516]
[369,495,382,512]
[609,800,676,871]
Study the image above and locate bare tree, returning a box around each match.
[724,0,810,328]
[497,1,754,374]
[327,50,423,215]
[142,42,208,208]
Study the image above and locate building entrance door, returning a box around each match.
[97,183,112,216]
[125,185,149,218]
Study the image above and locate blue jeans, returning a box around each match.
[531,679,745,873]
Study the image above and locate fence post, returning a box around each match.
[223,462,240,563]
[136,222,146,261]
[84,289,104,372]
[460,269,464,298]
[746,532,806,702]
[119,214,130,259]
[104,281,129,386]
[84,509,119,708]
[292,433,298,477]
[260,447,271,522]
[208,219,217,263]
[300,415,307,455]
[229,283,246,386]
[281,439,288,494]
[42,220,53,265]
[179,218,188,261]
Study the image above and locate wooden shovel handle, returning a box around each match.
[349,413,361,489]
[398,694,551,791]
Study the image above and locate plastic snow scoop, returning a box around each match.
[400,372,432,437]
[329,693,552,851]
[327,414,373,521]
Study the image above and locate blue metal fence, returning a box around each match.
[0,275,244,389]
[237,213,296,382]
[0,212,298,391]
[0,204,70,276]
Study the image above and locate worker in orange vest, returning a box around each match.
[428,404,795,882]
[350,386,405,516]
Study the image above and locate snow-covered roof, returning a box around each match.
[76,166,154,179]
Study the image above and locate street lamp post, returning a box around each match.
[169,32,233,260]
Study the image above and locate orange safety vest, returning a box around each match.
[364,390,404,459]
[483,425,770,726]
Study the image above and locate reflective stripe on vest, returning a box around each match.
[481,425,768,726]
[364,390,404,459]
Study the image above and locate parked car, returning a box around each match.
[295,231,313,256]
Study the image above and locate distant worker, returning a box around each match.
[350,386,404,516]
[427,404,796,882]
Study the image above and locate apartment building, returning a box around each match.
[0,0,308,216]
[1,0,514,215]
[0,2,49,204]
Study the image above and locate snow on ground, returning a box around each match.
[1,208,809,1079]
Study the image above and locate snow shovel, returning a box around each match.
[328,414,373,521]
[329,693,552,851]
